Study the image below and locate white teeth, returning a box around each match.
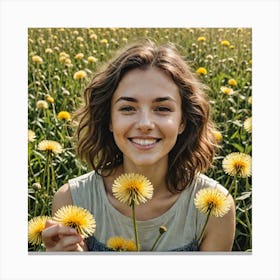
[131,138,157,146]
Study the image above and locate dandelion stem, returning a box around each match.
[150,232,165,251]
[131,201,140,251]
[198,208,212,246]
[46,152,51,195]
[226,175,237,197]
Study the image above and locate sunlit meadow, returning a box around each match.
[28,28,252,252]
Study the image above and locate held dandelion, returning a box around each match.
[53,205,96,238]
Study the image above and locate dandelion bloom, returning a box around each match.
[112,173,153,206]
[87,56,98,63]
[28,129,36,142]
[106,236,137,251]
[53,205,96,238]
[36,100,48,109]
[45,94,55,103]
[76,36,84,42]
[73,70,87,80]
[221,40,230,46]
[45,48,53,54]
[222,152,252,178]
[213,130,223,142]
[100,38,108,45]
[32,55,43,63]
[57,111,71,121]
[197,36,206,42]
[228,79,237,86]
[28,216,50,245]
[38,140,63,154]
[194,188,231,217]
[75,53,84,59]
[243,117,252,133]
[220,86,233,95]
[196,67,207,75]
[90,33,98,40]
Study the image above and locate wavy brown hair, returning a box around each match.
[75,39,218,193]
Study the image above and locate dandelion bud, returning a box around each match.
[32,182,41,191]
[159,226,167,234]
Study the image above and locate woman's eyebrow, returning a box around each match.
[153,96,176,103]
[115,96,176,104]
[115,96,137,103]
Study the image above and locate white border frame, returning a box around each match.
[1,0,279,279]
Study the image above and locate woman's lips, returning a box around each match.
[129,138,160,147]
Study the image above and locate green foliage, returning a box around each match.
[28,28,252,251]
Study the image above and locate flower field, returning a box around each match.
[28,28,252,252]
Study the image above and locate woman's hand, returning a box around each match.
[42,220,87,251]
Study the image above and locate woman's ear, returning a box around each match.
[178,121,185,135]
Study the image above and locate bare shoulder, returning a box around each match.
[51,183,73,215]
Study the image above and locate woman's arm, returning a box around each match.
[42,183,88,251]
[199,193,236,251]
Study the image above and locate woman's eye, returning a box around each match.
[119,106,135,112]
[155,106,172,112]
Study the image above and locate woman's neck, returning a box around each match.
[120,160,169,195]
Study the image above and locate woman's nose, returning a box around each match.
[136,111,155,132]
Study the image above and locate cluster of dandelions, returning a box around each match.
[28,205,96,246]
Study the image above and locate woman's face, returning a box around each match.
[110,67,185,169]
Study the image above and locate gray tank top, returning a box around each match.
[69,171,222,251]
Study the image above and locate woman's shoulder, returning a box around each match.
[194,173,227,195]
[68,170,100,187]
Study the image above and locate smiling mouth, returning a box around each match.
[129,138,160,146]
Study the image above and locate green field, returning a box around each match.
[28,28,252,252]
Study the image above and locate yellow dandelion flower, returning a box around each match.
[106,236,137,251]
[38,140,63,154]
[88,56,98,63]
[222,152,252,178]
[220,86,233,95]
[45,48,53,54]
[75,53,84,59]
[213,130,223,142]
[244,117,252,133]
[59,52,69,58]
[28,216,50,245]
[90,33,98,40]
[36,100,48,109]
[197,36,206,42]
[228,79,237,86]
[59,56,66,62]
[76,36,84,42]
[221,40,230,46]
[112,173,154,206]
[194,188,231,217]
[53,205,96,238]
[28,129,36,142]
[57,111,71,121]
[196,67,207,75]
[73,70,87,80]
[32,55,43,63]
[248,96,252,104]
[45,94,55,103]
[100,38,108,45]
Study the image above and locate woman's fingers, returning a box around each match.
[42,220,84,251]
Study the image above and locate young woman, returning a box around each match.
[42,40,235,252]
